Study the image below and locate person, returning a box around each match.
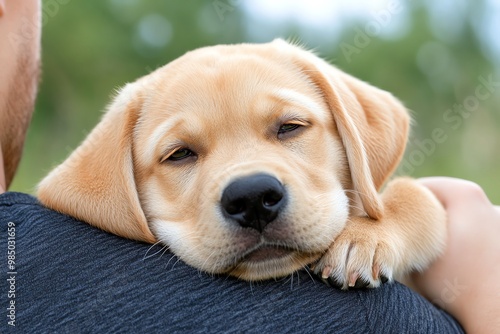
[0,1,497,332]
[414,177,500,333]
[0,0,40,195]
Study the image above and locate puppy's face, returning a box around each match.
[133,48,350,279]
[38,40,409,281]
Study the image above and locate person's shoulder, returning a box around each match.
[0,191,37,206]
[0,191,77,233]
[1,190,46,209]
[0,192,41,224]
[0,192,463,333]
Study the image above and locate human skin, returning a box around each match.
[0,145,5,193]
[0,0,7,194]
[0,0,41,193]
[415,177,500,333]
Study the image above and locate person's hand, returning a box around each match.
[413,177,500,333]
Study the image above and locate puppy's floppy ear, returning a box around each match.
[37,83,156,243]
[284,43,409,219]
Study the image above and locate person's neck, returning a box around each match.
[0,143,6,193]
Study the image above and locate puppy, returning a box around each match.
[38,39,446,289]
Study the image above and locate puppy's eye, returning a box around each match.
[167,148,195,161]
[278,123,301,135]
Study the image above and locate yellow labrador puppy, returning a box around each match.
[38,39,446,289]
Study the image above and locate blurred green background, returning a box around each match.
[11,0,500,202]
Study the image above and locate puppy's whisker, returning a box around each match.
[170,243,205,272]
[152,230,200,259]
[200,248,220,274]
[149,232,202,269]
[143,242,176,267]
[168,242,202,270]
[348,204,366,213]
[344,189,379,200]
[284,272,293,289]
[159,244,172,258]
[296,271,302,288]
[170,256,184,270]
[143,240,165,260]
[292,271,300,290]
[165,252,178,269]
[302,265,316,284]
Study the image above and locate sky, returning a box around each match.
[242,0,409,45]
[240,0,500,64]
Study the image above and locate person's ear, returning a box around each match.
[38,83,156,243]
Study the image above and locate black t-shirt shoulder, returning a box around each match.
[0,192,463,333]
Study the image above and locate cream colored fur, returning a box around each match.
[38,39,446,287]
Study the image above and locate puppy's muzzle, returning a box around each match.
[221,174,287,232]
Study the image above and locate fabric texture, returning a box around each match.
[0,192,463,333]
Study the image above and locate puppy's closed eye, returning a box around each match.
[163,147,197,163]
[277,121,306,138]
[278,123,301,134]
[275,114,310,139]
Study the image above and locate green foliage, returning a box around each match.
[12,0,500,202]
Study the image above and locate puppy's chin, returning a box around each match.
[224,249,322,281]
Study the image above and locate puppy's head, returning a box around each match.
[38,40,408,280]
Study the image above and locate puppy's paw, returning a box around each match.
[313,217,399,289]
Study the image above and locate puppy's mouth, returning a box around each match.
[243,245,293,263]
[225,244,322,280]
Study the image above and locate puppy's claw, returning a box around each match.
[348,272,359,287]
[321,266,333,279]
[372,263,380,281]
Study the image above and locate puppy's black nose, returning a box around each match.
[221,174,286,232]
